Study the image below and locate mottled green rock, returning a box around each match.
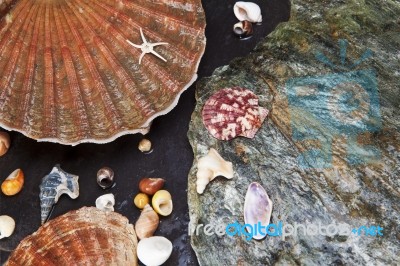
[188,0,400,265]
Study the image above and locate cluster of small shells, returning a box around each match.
[134,178,173,239]
[133,177,173,265]
[0,132,16,240]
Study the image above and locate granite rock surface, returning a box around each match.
[187,0,400,265]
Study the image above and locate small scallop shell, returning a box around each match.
[202,87,268,141]
[1,169,24,196]
[95,193,115,212]
[0,215,15,239]
[137,236,173,266]
[152,190,173,216]
[244,182,273,240]
[135,204,159,240]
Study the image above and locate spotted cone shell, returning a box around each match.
[6,207,138,265]
[0,0,206,145]
[202,87,268,140]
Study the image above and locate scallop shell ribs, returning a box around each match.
[0,0,206,145]
[6,207,138,265]
[202,87,268,140]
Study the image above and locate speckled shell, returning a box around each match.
[202,87,268,140]
[0,0,206,145]
[5,207,138,266]
[39,165,79,224]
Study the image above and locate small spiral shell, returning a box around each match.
[97,167,114,189]
[152,190,173,216]
[135,204,159,240]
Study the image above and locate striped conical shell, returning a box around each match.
[6,207,138,265]
[202,87,269,140]
[0,0,206,145]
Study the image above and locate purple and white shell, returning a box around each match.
[244,182,273,240]
[202,87,268,140]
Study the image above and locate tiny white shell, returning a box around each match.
[137,236,173,266]
[234,2,262,23]
[95,193,115,212]
[0,215,15,239]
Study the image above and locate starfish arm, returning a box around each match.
[152,42,169,47]
[139,28,147,44]
[126,40,142,48]
[151,50,167,62]
[138,52,145,65]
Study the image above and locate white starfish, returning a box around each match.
[126,28,169,65]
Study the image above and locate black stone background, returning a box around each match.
[0,1,290,265]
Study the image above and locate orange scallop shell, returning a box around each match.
[6,207,138,265]
[0,0,206,145]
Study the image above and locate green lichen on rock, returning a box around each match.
[188,0,400,265]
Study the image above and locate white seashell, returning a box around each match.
[95,193,115,212]
[244,182,273,240]
[196,148,234,194]
[137,236,173,266]
[234,2,262,23]
[0,215,15,239]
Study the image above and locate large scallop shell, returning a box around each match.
[0,0,206,145]
[202,87,268,140]
[6,207,138,265]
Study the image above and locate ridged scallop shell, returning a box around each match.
[5,207,138,265]
[202,87,268,140]
[0,0,206,145]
